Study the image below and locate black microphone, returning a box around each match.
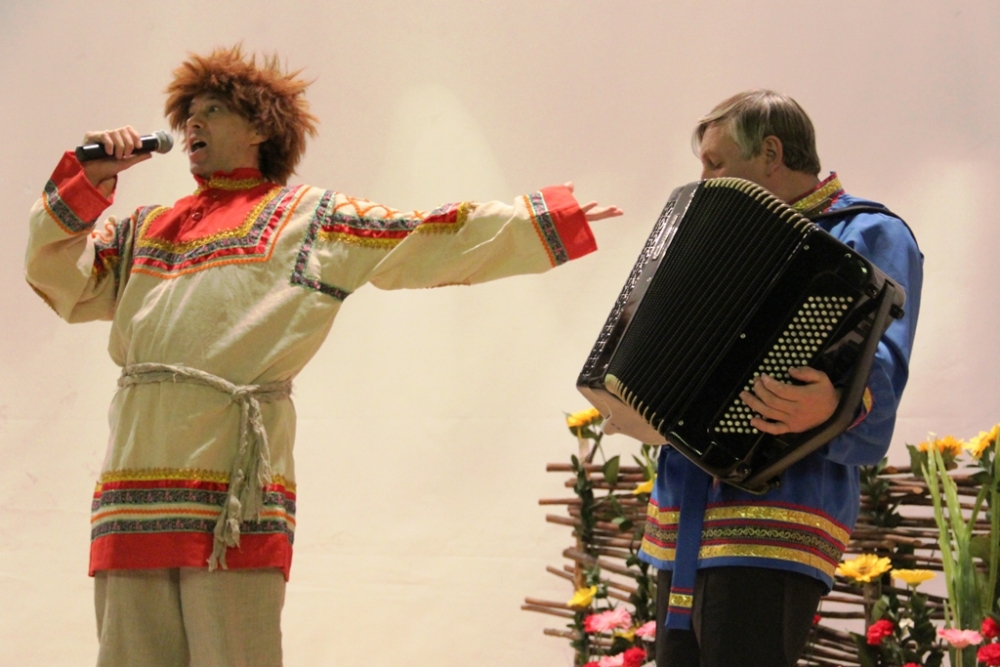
[75,130,174,162]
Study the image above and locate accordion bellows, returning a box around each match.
[577,178,905,493]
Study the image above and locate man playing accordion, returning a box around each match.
[637,90,923,667]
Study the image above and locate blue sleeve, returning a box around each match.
[821,211,923,465]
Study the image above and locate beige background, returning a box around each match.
[1,1,998,665]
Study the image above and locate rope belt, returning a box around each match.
[118,362,293,571]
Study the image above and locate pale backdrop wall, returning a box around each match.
[1,1,998,665]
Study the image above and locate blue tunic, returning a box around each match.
[637,174,923,626]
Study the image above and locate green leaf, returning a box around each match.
[872,597,890,621]
[971,470,991,486]
[907,444,928,475]
[971,533,993,562]
[603,456,621,486]
[850,633,879,667]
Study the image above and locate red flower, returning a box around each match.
[621,646,648,667]
[984,617,1000,640]
[901,663,921,667]
[979,642,1000,667]
[812,614,822,625]
[583,663,600,667]
[866,619,895,646]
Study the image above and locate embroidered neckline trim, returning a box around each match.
[790,172,844,216]
[194,168,267,194]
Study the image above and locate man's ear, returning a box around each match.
[761,135,784,175]
[250,126,269,147]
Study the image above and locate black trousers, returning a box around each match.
[655,566,824,667]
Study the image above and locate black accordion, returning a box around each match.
[577,178,905,493]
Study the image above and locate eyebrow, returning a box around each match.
[191,95,226,108]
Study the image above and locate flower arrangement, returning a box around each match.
[524,408,657,667]
[836,557,945,667]
[813,423,1000,667]
[909,427,1000,667]
[528,411,1000,667]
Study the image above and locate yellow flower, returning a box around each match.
[613,628,636,641]
[567,585,598,609]
[965,424,1000,459]
[891,569,936,587]
[918,435,963,457]
[836,554,892,583]
[566,408,602,430]
[632,478,654,495]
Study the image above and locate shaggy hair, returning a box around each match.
[693,89,821,176]
[164,45,318,184]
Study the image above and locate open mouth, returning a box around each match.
[190,140,207,153]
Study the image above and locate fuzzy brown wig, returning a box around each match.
[164,45,318,185]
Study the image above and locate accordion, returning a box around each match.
[577,177,906,493]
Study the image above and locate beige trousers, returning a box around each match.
[94,568,285,667]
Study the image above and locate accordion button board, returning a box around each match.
[577,177,905,493]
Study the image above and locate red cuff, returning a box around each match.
[46,151,115,228]
[530,185,598,265]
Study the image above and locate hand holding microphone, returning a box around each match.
[76,126,170,196]
[76,128,173,162]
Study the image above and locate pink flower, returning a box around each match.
[584,607,633,633]
[979,643,1000,667]
[937,627,983,648]
[635,620,657,640]
[596,655,624,667]
[866,619,894,646]
[983,617,1000,640]
[621,646,648,667]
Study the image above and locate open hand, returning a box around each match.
[564,181,623,222]
[740,366,841,435]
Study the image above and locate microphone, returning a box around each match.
[75,130,174,162]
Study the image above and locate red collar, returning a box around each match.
[193,168,268,194]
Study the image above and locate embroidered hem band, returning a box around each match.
[117,363,292,571]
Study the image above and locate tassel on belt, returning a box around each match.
[118,362,292,571]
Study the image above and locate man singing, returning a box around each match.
[637,90,923,667]
[25,45,621,666]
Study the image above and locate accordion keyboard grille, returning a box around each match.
[713,295,854,434]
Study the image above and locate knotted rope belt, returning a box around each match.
[118,363,293,571]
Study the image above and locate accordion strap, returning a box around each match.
[811,204,900,221]
[812,204,919,248]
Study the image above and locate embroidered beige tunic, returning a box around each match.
[26,153,597,577]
